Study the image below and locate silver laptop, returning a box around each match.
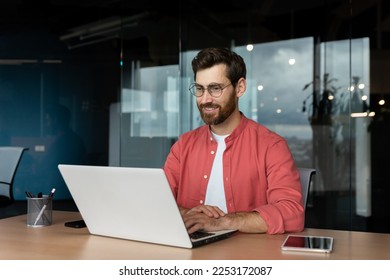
[58,164,237,248]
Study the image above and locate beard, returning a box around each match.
[197,93,237,126]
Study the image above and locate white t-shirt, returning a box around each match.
[204,132,228,213]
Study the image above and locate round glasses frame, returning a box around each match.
[189,83,232,98]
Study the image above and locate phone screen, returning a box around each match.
[281,235,333,253]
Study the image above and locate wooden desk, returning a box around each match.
[1,211,389,260]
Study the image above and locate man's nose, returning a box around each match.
[199,90,213,103]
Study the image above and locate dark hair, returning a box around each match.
[191,47,246,85]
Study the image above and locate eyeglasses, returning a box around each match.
[189,83,232,98]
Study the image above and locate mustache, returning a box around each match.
[199,102,220,110]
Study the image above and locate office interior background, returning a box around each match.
[1,0,389,233]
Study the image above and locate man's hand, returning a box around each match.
[186,205,226,218]
[182,205,225,234]
[180,205,268,234]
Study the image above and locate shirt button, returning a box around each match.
[211,150,215,155]
[204,175,208,179]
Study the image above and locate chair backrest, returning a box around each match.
[297,167,316,209]
[0,147,28,204]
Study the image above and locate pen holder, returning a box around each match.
[26,195,53,227]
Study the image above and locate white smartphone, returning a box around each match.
[281,234,334,253]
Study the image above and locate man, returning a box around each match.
[163,47,304,234]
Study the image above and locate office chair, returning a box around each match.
[0,146,28,207]
[297,167,316,209]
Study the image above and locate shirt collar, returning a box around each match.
[206,112,248,143]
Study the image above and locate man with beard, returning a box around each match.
[163,48,304,235]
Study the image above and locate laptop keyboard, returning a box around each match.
[190,231,215,240]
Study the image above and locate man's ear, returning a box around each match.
[236,77,246,98]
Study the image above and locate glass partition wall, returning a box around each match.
[1,1,389,233]
[117,1,377,233]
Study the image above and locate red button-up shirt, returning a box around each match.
[163,114,304,234]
